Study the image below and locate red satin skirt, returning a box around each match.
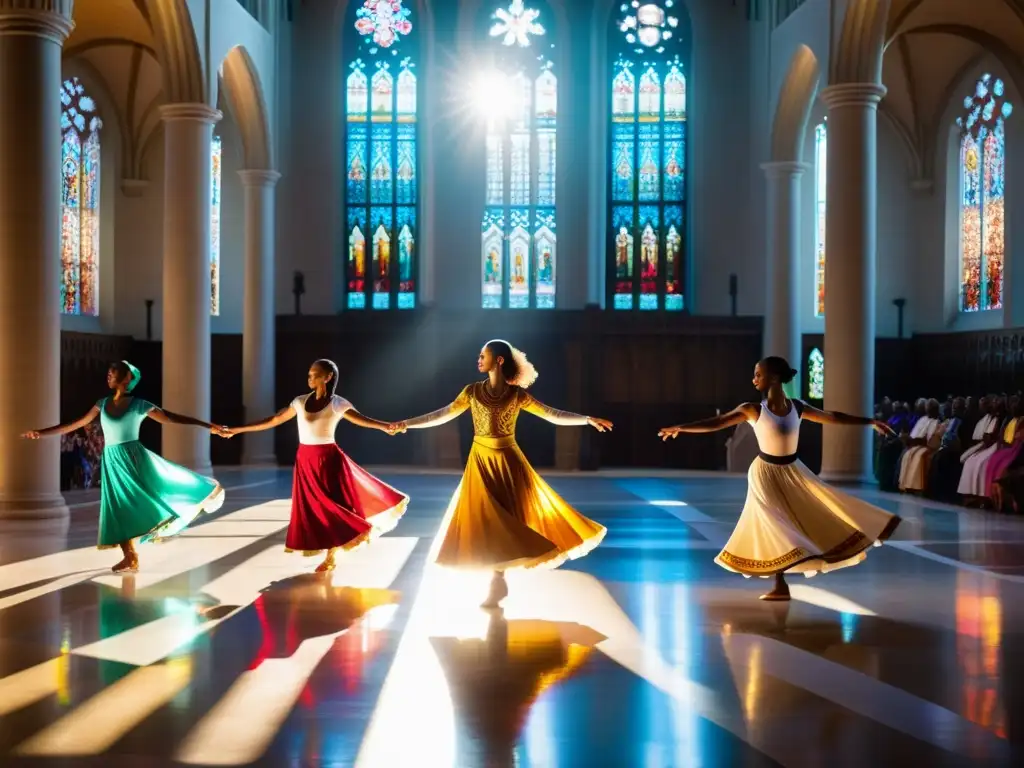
[286,443,409,555]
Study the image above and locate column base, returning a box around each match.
[0,494,70,521]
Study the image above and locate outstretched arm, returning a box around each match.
[658,404,758,441]
[521,393,612,432]
[146,406,224,433]
[399,388,472,431]
[22,406,100,439]
[799,402,895,437]
[343,408,391,432]
[226,406,296,435]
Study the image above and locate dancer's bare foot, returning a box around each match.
[481,571,508,609]
[759,573,790,601]
[112,555,139,573]
[315,550,337,573]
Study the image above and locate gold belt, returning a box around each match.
[472,435,517,449]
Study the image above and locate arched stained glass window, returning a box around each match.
[480,1,557,309]
[210,135,222,316]
[808,347,824,400]
[958,74,1012,313]
[814,122,826,317]
[60,77,102,316]
[609,1,688,311]
[345,0,417,310]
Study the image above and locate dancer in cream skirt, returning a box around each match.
[659,356,901,601]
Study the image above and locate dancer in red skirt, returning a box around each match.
[225,359,408,572]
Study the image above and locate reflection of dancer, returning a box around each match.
[22,361,227,573]
[225,359,407,573]
[430,610,598,766]
[392,340,612,607]
[658,356,900,601]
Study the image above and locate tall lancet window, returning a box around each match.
[210,135,222,316]
[60,77,102,316]
[814,121,826,317]
[479,0,557,309]
[609,1,688,311]
[958,73,1012,313]
[344,0,418,309]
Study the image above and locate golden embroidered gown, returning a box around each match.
[406,383,607,570]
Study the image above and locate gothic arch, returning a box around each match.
[219,46,274,171]
[144,0,206,104]
[771,44,820,162]
[831,0,890,85]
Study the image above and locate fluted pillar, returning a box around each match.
[239,169,280,464]
[160,103,221,476]
[761,161,806,397]
[0,2,73,520]
[819,83,886,482]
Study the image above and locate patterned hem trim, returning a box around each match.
[144,483,226,545]
[716,516,901,576]
[285,496,410,558]
[437,524,608,573]
[97,512,183,551]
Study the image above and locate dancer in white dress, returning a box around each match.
[658,356,901,601]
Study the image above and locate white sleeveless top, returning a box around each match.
[292,393,352,445]
[751,400,801,457]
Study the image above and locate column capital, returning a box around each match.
[238,169,281,188]
[760,160,808,179]
[159,103,222,125]
[0,1,74,43]
[820,83,887,110]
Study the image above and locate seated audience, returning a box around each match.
[959,396,1008,505]
[926,397,968,502]
[898,399,942,492]
[986,396,1024,509]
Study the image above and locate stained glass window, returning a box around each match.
[60,77,102,316]
[345,0,417,310]
[808,347,824,400]
[610,2,686,310]
[814,122,826,317]
[210,135,222,316]
[957,74,1012,313]
[480,1,557,309]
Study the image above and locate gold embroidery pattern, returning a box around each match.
[468,382,522,438]
[718,530,872,573]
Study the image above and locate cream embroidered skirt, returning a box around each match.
[715,456,901,577]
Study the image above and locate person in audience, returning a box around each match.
[959,396,1009,505]
[887,401,912,435]
[985,396,1024,509]
[21,361,227,573]
[908,398,927,430]
[223,358,408,574]
[898,399,943,493]
[657,356,899,602]
[926,397,968,502]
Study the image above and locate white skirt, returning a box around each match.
[715,456,901,577]
[957,443,998,496]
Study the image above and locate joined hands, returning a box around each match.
[385,422,407,436]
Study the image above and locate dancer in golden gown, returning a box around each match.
[391,340,612,607]
[658,356,900,601]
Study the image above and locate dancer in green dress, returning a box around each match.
[22,361,228,573]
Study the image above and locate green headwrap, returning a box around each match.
[122,361,141,393]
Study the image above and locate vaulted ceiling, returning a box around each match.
[881,0,1024,180]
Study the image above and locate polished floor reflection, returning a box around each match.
[1,469,1022,766]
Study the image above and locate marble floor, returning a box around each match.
[0,467,1022,767]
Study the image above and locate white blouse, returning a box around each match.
[292,393,352,445]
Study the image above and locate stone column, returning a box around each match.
[819,83,886,482]
[239,170,280,464]
[761,161,806,397]
[0,2,73,520]
[160,103,221,476]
